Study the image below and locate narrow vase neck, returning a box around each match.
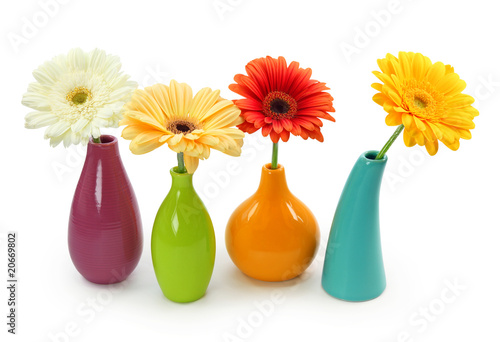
[85,135,120,163]
[257,163,289,193]
[170,167,194,189]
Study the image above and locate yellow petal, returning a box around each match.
[425,139,439,156]
[413,116,427,131]
[150,84,174,119]
[129,134,165,154]
[398,52,412,78]
[168,80,193,117]
[425,62,445,84]
[188,87,220,120]
[441,137,460,151]
[184,155,199,174]
[403,129,416,147]
[412,53,426,81]
[442,115,475,129]
[402,113,414,129]
[385,111,402,125]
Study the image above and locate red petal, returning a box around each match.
[281,118,293,131]
[254,117,266,128]
[272,119,283,134]
[243,111,265,123]
[234,74,265,100]
[237,121,259,134]
[229,83,260,102]
[288,67,313,97]
[235,98,263,111]
[291,121,302,136]
[245,58,270,95]
[295,115,323,127]
[269,130,280,143]
[294,82,331,101]
[262,124,273,136]
[293,117,316,131]
[280,130,290,142]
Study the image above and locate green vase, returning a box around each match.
[151,167,215,303]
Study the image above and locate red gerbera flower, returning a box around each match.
[229,56,335,143]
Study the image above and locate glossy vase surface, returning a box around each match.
[151,167,215,303]
[68,135,143,284]
[322,150,387,301]
[226,164,320,282]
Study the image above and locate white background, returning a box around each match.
[1,0,499,341]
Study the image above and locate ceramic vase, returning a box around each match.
[226,163,320,282]
[151,167,215,303]
[68,135,143,284]
[322,150,387,301]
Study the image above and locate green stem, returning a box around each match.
[375,124,404,160]
[92,136,101,143]
[177,152,186,173]
[271,142,279,169]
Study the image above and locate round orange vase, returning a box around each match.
[225,163,320,281]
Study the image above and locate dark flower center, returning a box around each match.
[176,124,191,132]
[263,91,298,119]
[270,98,290,114]
[167,120,197,134]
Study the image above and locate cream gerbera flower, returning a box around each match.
[22,48,137,147]
[120,80,245,174]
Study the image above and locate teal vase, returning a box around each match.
[151,167,216,303]
[322,150,387,301]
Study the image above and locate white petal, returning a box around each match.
[21,92,51,111]
[63,131,73,147]
[45,120,70,138]
[88,49,107,73]
[71,117,90,132]
[97,107,114,118]
[25,111,58,129]
[67,48,87,70]
[108,86,135,102]
[91,125,101,139]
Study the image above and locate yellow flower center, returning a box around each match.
[66,86,92,106]
[167,120,198,134]
[402,80,445,121]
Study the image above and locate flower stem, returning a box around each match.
[271,142,279,169]
[177,152,186,173]
[92,136,101,143]
[375,124,404,160]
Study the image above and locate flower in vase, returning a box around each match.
[22,48,137,147]
[229,56,335,143]
[372,52,478,155]
[120,80,245,174]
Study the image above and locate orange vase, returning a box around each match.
[225,163,320,281]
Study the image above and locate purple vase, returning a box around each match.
[68,135,143,284]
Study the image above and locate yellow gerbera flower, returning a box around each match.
[120,80,245,173]
[372,52,478,155]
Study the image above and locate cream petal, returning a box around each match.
[25,111,58,128]
[45,120,70,138]
[67,48,87,70]
[71,117,90,132]
[88,49,107,73]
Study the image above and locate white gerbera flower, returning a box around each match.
[22,48,137,147]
